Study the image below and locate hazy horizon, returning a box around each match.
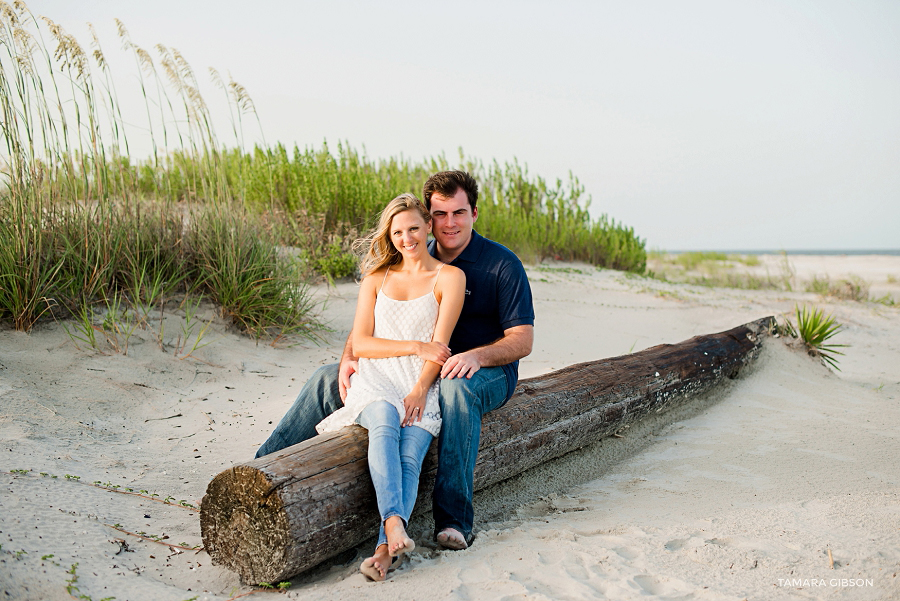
[20,1,900,252]
[659,249,900,255]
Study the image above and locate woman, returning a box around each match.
[315,193,465,581]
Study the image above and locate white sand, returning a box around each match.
[1,255,898,600]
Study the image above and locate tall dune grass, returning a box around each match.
[0,1,646,335]
[0,2,320,337]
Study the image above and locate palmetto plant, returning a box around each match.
[788,304,848,371]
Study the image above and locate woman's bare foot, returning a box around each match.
[359,544,392,581]
[384,516,415,557]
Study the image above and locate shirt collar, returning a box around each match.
[429,229,485,264]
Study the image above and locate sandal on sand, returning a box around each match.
[436,527,469,550]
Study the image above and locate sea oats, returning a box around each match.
[135,46,154,74]
[39,15,58,39]
[172,48,199,88]
[67,36,89,80]
[1,4,17,25]
[14,54,33,77]
[12,26,35,55]
[228,78,255,114]
[87,23,106,69]
[114,18,128,46]
[41,18,89,79]
[156,44,181,88]
[209,66,223,87]
[159,57,180,88]
[186,84,206,111]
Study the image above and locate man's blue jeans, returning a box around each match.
[357,401,433,549]
[255,363,510,542]
[255,364,342,458]
[431,367,508,541]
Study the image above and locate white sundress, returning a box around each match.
[315,266,443,437]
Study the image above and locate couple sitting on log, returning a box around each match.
[255,170,535,581]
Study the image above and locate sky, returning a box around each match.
[24,0,900,251]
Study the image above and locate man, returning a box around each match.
[256,170,534,549]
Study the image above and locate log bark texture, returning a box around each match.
[201,316,774,583]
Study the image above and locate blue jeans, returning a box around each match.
[432,367,508,541]
[357,401,433,549]
[255,363,510,543]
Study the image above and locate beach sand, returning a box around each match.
[1,255,898,600]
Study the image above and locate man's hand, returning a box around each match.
[440,350,482,379]
[439,325,533,380]
[338,359,358,402]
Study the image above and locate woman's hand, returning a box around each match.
[414,341,451,364]
[402,389,428,427]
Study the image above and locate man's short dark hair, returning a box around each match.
[423,171,478,211]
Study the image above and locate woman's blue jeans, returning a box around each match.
[357,401,433,549]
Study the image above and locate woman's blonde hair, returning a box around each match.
[354,193,431,277]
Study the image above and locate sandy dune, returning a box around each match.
[1,255,898,600]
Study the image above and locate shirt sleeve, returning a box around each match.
[497,254,535,331]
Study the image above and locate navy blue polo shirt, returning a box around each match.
[428,230,535,400]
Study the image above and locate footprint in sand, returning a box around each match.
[633,574,695,597]
[705,537,731,547]
[613,546,641,560]
[633,574,670,595]
[664,538,688,551]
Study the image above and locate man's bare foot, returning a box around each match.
[384,516,415,557]
[359,544,392,581]
[436,527,468,550]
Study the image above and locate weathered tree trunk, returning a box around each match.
[201,316,773,583]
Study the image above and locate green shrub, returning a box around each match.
[729,254,760,267]
[870,293,895,306]
[675,251,727,270]
[302,242,358,285]
[789,304,847,370]
[185,204,320,338]
[805,275,869,301]
[0,201,64,330]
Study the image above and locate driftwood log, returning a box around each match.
[201,316,774,583]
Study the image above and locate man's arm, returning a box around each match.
[338,333,357,401]
[440,324,534,379]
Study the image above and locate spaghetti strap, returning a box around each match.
[431,263,445,292]
[379,266,391,293]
